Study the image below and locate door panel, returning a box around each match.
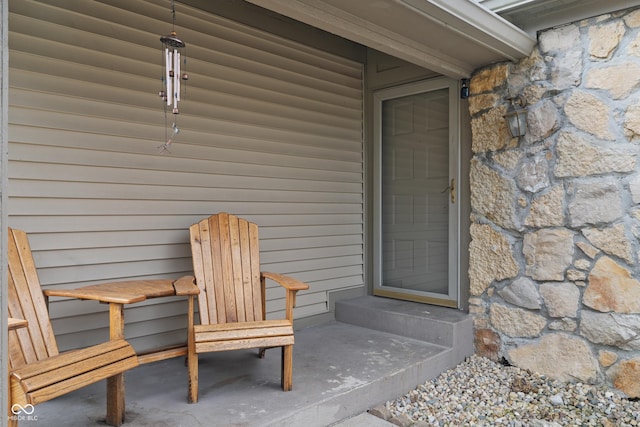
[373,78,459,307]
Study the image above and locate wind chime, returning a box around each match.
[158,0,188,153]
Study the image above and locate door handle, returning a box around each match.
[449,178,455,204]
[441,178,456,204]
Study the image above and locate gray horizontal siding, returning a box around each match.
[8,0,364,352]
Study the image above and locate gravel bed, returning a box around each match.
[374,355,640,427]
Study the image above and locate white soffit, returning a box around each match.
[478,0,640,35]
[244,0,535,78]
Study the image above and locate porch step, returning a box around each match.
[268,320,455,426]
[326,295,474,427]
[335,295,473,357]
[269,296,474,426]
[311,296,474,427]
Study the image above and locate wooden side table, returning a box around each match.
[44,276,198,425]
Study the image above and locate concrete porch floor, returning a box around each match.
[18,297,472,427]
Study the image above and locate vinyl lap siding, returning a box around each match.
[8,0,363,352]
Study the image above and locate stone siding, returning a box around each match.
[468,7,640,397]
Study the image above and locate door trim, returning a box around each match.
[372,77,460,307]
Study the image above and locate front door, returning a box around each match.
[373,78,459,307]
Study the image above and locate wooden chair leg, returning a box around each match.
[106,374,125,426]
[7,400,18,427]
[8,376,23,427]
[106,303,126,427]
[258,347,266,358]
[188,353,199,403]
[8,388,30,427]
[282,345,293,392]
[186,295,198,404]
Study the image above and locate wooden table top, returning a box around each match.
[44,279,186,304]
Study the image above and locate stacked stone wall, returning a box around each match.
[469,7,640,397]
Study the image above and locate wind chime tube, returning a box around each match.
[166,48,172,106]
[175,51,181,103]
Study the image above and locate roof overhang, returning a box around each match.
[243,0,536,78]
[478,0,640,36]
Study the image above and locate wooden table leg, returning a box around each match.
[106,303,125,426]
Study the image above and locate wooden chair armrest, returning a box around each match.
[261,272,309,292]
[8,317,28,331]
[262,272,308,321]
[173,275,200,296]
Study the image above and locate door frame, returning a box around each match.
[372,77,461,308]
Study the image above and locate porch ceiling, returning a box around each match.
[243,0,536,78]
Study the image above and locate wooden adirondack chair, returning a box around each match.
[7,228,139,427]
[186,212,309,403]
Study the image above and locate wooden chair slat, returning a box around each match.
[210,215,227,324]
[23,356,139,406]
[187,213,310,402]
[8,330,27,370]
[193,319,291,332]
[189,222,211,325]
[11,340,133,380]
[195,335,295,353]
[228,214,246,322]
[7,277,38,367]
[248,222,263,321]
[8,230,56,362]
[238,219,255,321]
[207,217,225,324]
[11,230,58,356]
[195,326,294,342]
[216,213,237,323]
[16,344,136,392]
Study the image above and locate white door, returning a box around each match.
[373,78,459,307]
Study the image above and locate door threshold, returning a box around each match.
[374,288,457,308]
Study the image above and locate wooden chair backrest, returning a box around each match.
[189,213,264,325]
[7,228,59,370]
